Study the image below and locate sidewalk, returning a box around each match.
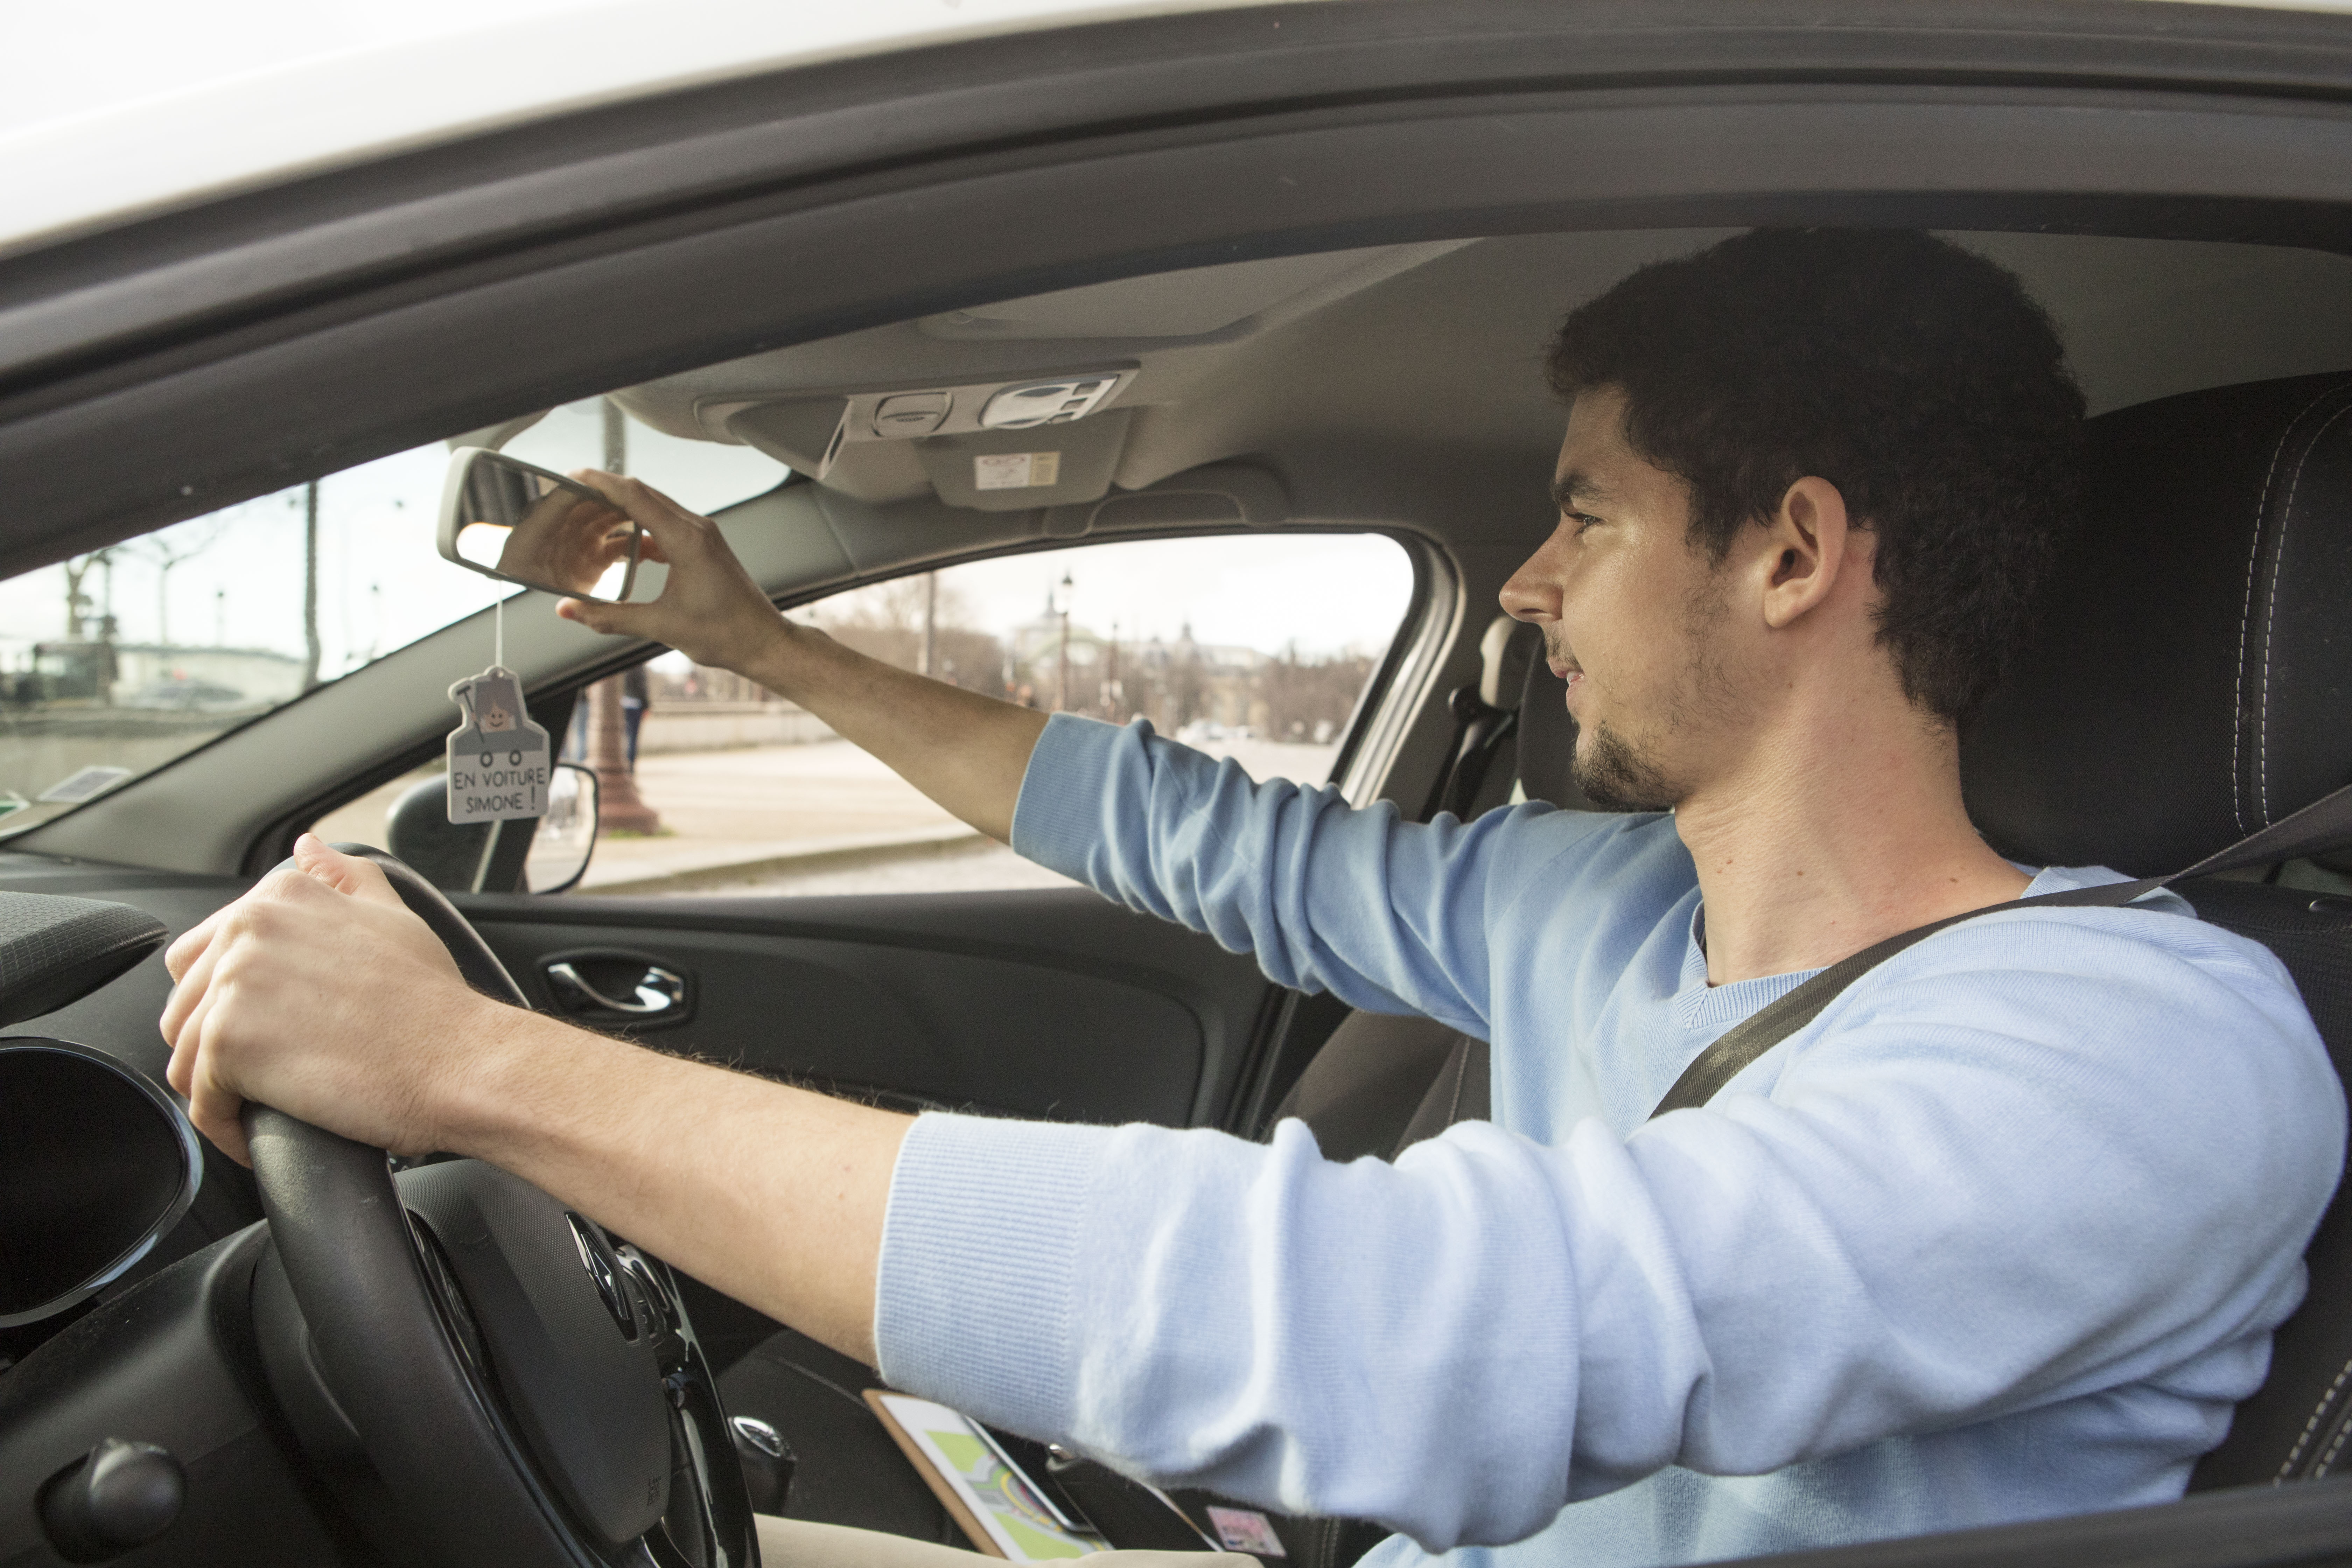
[316,733,1342,897]
[586,733,1341,895]
[582,741,984,894]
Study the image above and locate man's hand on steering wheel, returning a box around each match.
[160,834,512,1165]
[158,832,906,1364]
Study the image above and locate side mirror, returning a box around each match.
[527,762,600,893]
[0,1039,202,1328]
[385,761,600,894]
[437,448,655,603]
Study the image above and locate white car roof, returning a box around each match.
[3,0,2348,265]
[0,0,1291,261]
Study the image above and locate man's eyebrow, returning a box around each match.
[1550,470,1614,510]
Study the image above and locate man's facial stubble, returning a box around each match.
[1572,720,1680,811]
[1566,564,1738,813]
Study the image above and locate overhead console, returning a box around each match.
[713,368,1140,511]
[608,241,1485,518]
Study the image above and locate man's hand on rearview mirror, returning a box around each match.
[554,471,802,676]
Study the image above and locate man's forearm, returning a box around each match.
[554,476,1051,844]
[739,621,1048,845]
[450,1005,910,1363]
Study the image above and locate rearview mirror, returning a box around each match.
[0,1039,202,1328]
[438,448,652,603]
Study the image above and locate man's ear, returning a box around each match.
[1754,476,1854,630]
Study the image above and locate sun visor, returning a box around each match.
[914,410,1131,512]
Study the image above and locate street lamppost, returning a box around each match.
[1055,570,1074,712]
[919,570,938,678]
[587,399,660,834]
[1105,620,1120,719]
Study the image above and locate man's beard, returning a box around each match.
[1562,569,1733,814]
[1572,720,1681,812]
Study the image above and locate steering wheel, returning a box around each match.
[242,845,757,1568]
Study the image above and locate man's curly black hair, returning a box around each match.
[1545,229,2085,729]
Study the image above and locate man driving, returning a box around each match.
[159,229,2343,1568]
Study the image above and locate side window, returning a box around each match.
[576,532,1415,898]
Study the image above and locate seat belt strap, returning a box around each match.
[1646,777,2352,1120]
[1420,682,1517,822]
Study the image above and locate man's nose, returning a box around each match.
[1499,554,1562,624]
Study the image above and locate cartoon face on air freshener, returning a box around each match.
[446,665,552,824]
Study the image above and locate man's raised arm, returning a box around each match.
[559,471,1047,842]
[556,474,1582,1035]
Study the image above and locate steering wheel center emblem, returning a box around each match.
[567,1213,640,1341]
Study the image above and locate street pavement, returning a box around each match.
[315,733,1342,898]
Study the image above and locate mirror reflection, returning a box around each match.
[439,449,653,603]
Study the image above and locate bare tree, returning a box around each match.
[140,522,226,646]
[822,573,971,635]
[808,576,1003,693]
[61,549,114,641]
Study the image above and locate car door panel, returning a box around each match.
[457,885,1274,1128]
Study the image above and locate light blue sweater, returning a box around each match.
[874,715,2344,1566]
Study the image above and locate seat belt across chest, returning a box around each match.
[1648,779,2352,1119]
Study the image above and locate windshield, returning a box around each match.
[0,400,786,838]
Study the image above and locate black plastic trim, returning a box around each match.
[1735,1476,2352,1568]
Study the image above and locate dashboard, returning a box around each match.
[0,854,342,1568]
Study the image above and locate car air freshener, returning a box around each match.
[446,665,550,824]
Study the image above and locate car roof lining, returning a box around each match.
[614,226,2352,518]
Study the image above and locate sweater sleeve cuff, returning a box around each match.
[1009,711,1130,880]
[873,1110,1113,1436]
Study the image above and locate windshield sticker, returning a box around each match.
[973,451,1062,491]
[36,765,132,804]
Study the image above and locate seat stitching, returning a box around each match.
[2276,1354,2352,1479]
[2260,398,2352,825]
[2317,1409,2352,1479]
[1445,1038,1468,1124]
[2234,387,2344,832]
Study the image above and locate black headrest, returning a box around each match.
[1964,373,2352,876]
[1516,660,1576,808]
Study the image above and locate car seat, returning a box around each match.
[1964,371,2352,1490]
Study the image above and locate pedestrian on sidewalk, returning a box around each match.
[622,663,651,769]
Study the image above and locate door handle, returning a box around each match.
[545,961,687,1017]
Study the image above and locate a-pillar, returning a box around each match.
[588,674,660,834]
